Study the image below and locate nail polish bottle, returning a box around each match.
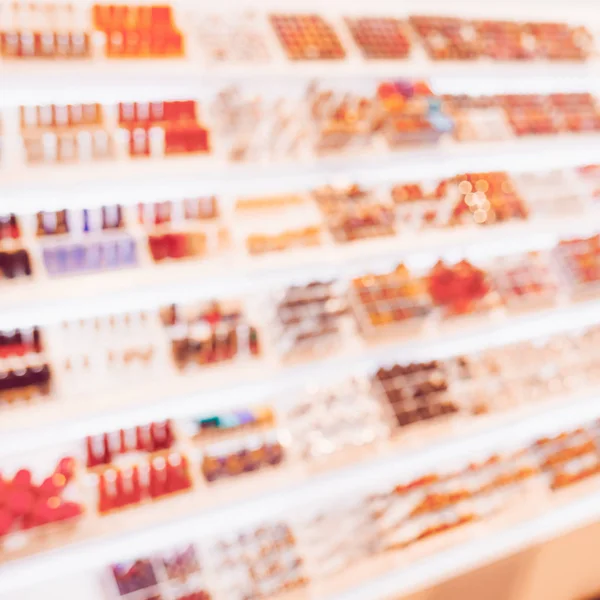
[92,130,112,160]
[69,244,86,272]
[114,469,128,508]
[249,327,260,355]
[118,238,137,267]
[99,468,118,513]
[87,434,109,467]
[167,452,190,492]
[130,127,149,157]
[102,205,123,230]
[107,429,122,460]
[149,234,168,262]
[121,427,137,454]
[149,456,168,499]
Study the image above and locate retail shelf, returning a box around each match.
[3,135,600,213]
[1,211,595,330]
[324,484,600,600]
[1,391,599,598]
[2,291,600,458]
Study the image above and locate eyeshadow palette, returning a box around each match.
[549,93,600,133]
[345,17,411,59]
[554,235,600,298]
[474,20,535,60]
[409,15,480,61]
[491,252,559,312]
[351,264,432,339]
[314,184,396,243]
[273,280,349,361]
[501,94,559,136]
[270,14,346,60]
[525,21,592,61]
[373,361,459,430]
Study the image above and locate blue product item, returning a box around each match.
[54,245,69,275]
[427,96,443,112]
[429,112,454,133]
[103,239,119,269]
[42,247,58,276]
[236,409,256,425]
[219,413,240,430]
[85,242,102,271]
[117,237,137,266]
[198,416,220,431]
[69,244,87,272]
[82,208,91,233]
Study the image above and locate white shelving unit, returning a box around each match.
[4,0,600,598]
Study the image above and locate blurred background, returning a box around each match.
[2,0,600,598]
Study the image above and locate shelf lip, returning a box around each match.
[2,293,600,459]
[0,389,599,597]
[2,58,600,105]
[3,135,600,211]
[323,485,600,600]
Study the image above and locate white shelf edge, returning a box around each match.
[3,135,600,211]
[1,390,599,597]
[3,58,600,107]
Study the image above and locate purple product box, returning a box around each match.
[117,237,137,267]
[85,242,103,271]
[68,244,87,273]
[54,245,69,275]
[43,247,59,276]
[102,240,119,269]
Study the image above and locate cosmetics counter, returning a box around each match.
[4,0,600,598]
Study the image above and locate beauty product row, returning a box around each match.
[9,85,600,168]
[0,5,593,63]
